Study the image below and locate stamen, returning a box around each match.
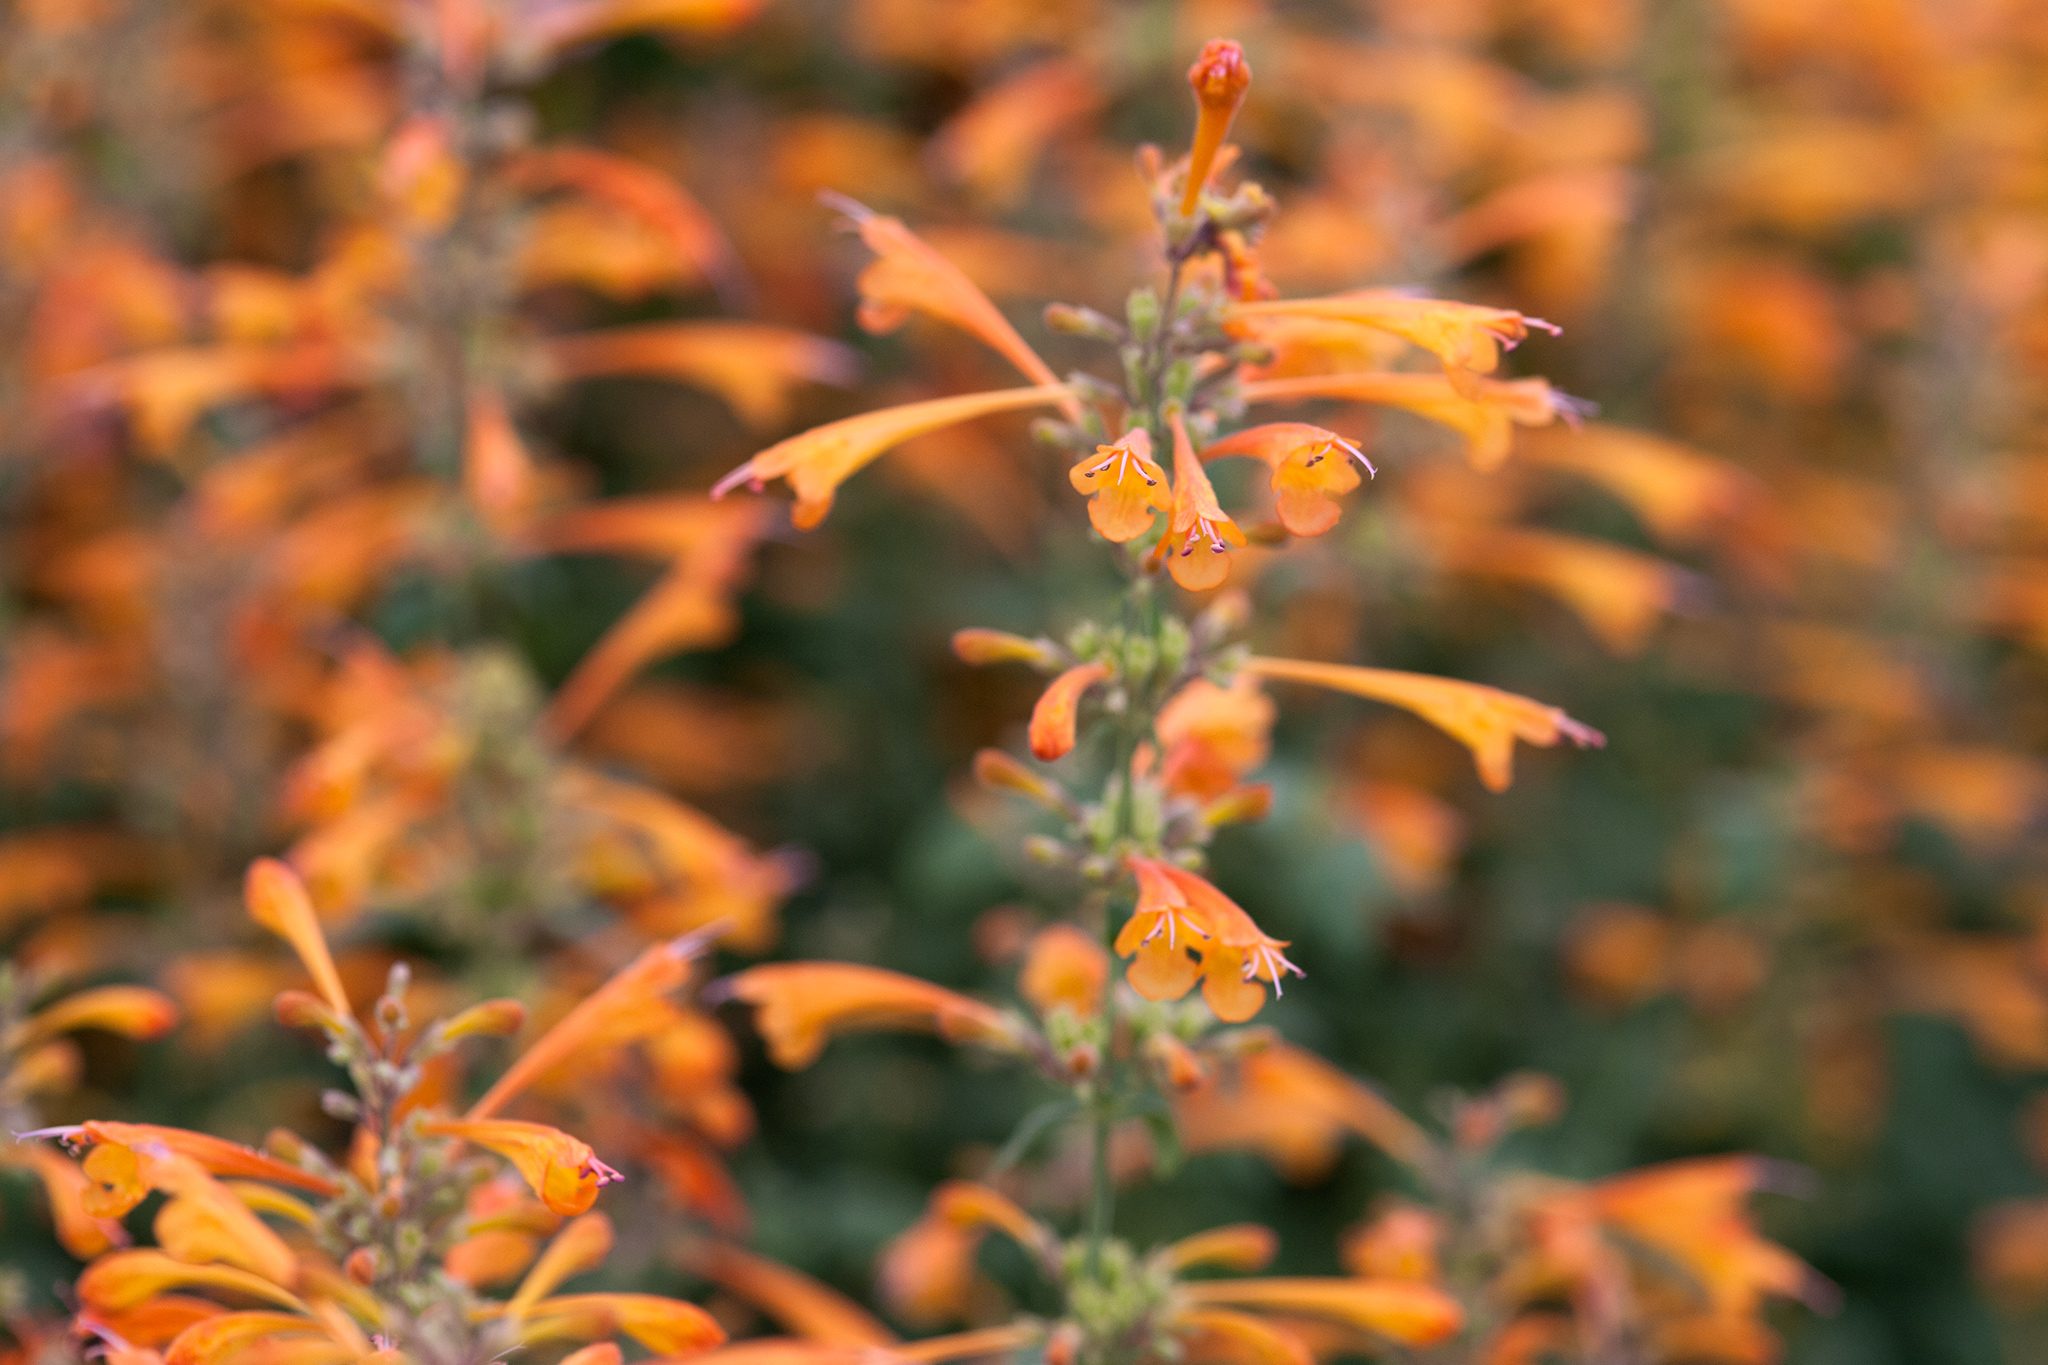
[1333,436,1377,477]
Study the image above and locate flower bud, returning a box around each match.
[1181,40,1252,215]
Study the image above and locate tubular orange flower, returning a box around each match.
[243,858,350,1020]
[1166,411,1245,590]
[1163,1225,1279,1273]
[1242,657,1604,792]
[1182,40,1252,215]
[718,962,1018,1068]
[77,1249,308,1314]
[0,1144,126,1258]
[506,1213,615,1320]
[146,1155,298,1287]
[39,1123,341,1205]
[14,985,179,1045]
[518,1293,726,1354]
[541,323,858,430]
[711,384,1072,529]
[1069,430,1171,543]
[931,1180,1056,1257]
[688,1243,896,1346]
[1115,857,1208,1002]
[466,927,713,1122]
[1200,423,1373,538]
[160,1312,340,1365]
[1029,661,1111,761]
[831,196,1077,421]
[1168,864,1303,1023]
[1181,1278,1462,1349]
[1176,1307,1311,1365]
[1115,859,1298,1022]
[1230,293,1559,379]
[1175,1042,1436,1177]
[420,1119,623,1216]
[1588,1157,1826,1315]
[951,628,1061,668]
[504,145,740,295]
[1241,373,1589,470]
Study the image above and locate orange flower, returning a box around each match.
[1175,1042,1436,1178]
[1019,924,1110,1019]
[1183,40,1253,215]
[35,1122,340,1207]
[1231,293,1559,379]
[1069,430,1171,543]
[1155,676,1273,803]
[1201,423,1373,538]
[688,1242,896,1346]
[1166,412,1246,591]
[505,145,740,296]
[1587,1157,1823,1316]
[1115,859,1298,1022]
[466,929,713,1122]
[1179,1278,1462,1350]
[1427,525,1698,656]
[1241,373,1589,470]
[1242,657,1603,792]
[14,985,179,1045]
[517,1293,727,1354]
[832,197,1077,421]
[77,1250,307,1315]
[243,858,350,1020]
[1029,661,1112,761]
[0,1144,126,1258]
[718,963,1018,1068]
[420,1119,622,1217]
[711,385,1071,529]
[541,323,857,431]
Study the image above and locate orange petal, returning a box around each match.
[244,858,350,1018]
[712,385,1071,529]
[521,1293,726,1354]
[1243,657,1603,791]
[719,963,1016,1069]
[688,1243,896,1346]
[1029,662,1111,761]
[1232,292,1559,376]
[78,1250,307,1314]
[1241,373,1588,471]
[1182,40,1252,215]
[19,985,178,1043]
[1069,431,1171,543]
[835,198,1076,420]
[423,1119,622,1216]
[542,324,856,430]
[1167,412,1245,590]
[1182,1278,1462,1348]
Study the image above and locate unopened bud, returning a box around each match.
[975,750,1072,814]
[1044,304,1125,341]
[345,1245,384,1285]
[439,998,528,1043]
[1181,40,1252,215]
[274,990,344,1036]
[952,628,1061,669]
